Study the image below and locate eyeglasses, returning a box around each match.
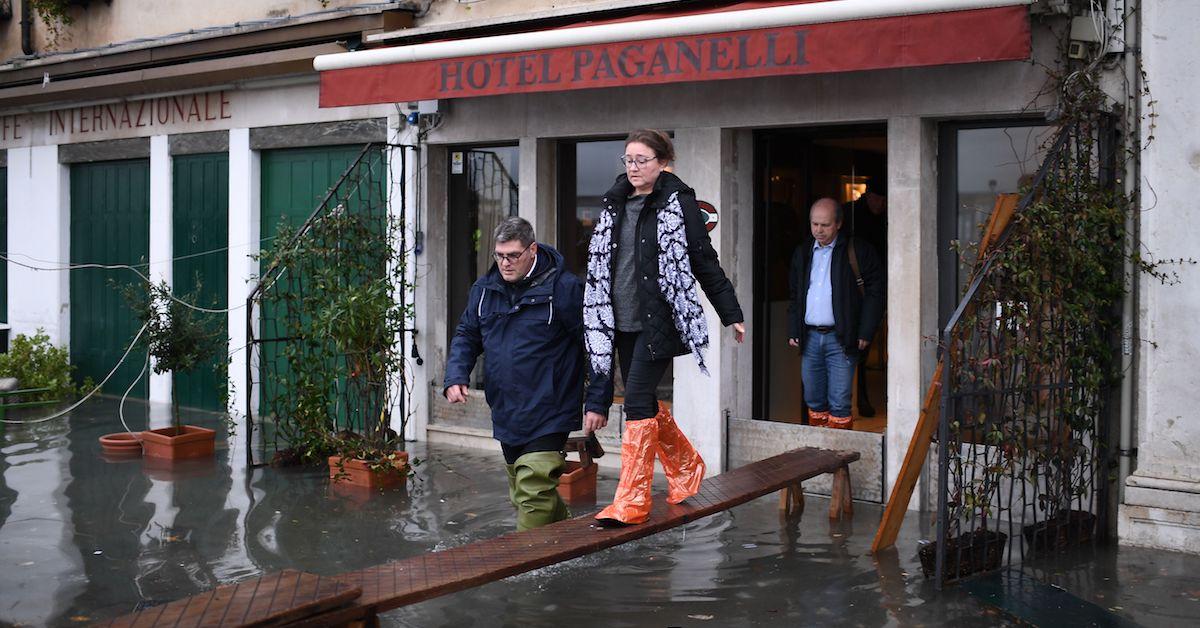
[619,155,658,169]
[493,243,532,264]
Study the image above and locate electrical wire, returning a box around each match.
[117,352,151,437]
[1,252,245,315]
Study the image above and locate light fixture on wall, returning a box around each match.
[839,175,869,204]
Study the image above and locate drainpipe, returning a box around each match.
[20,0,34,56]
[1118,0,1140,504]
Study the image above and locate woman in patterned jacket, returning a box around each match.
[583,129,746,526]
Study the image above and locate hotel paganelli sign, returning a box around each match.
[318,7,1031,107]
[0,90,233,149]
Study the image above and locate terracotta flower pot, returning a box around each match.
[328,451,409,490]
[557,459,598,503]
[140,425,216,461]
[98,432,143,458]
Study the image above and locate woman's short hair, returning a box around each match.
[493,216,536,247]
[625,129,675,163]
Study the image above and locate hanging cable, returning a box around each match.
[1,253,246,314]
[116,352,151,437]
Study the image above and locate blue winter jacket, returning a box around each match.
[442,243,585,445]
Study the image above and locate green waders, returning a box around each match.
[510,451,571,531]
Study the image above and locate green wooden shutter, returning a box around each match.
[173,153,229,411]
[258,145,384,423]
[70,160,151,397]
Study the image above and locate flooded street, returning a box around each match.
[0,399,1196,627]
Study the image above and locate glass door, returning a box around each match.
[937,121,1053,326]
[446,144,520,390]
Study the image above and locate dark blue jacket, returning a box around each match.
[443,244,585,445]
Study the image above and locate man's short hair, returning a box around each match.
[493,216,536,247]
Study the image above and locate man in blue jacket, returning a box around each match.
[444,216,584,530]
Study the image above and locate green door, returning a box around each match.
[1,167,6,323]
[259,145,383,421]
[173,153,229,411]
[70,159,151,397]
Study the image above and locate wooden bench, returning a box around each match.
[97,447,859,627]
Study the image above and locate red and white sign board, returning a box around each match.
[319,6,1029,107]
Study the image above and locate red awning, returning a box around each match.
[318,2,1030,108]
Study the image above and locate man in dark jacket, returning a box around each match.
[788,198,884,430]
[444,216,584,530]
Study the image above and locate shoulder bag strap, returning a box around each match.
[847,239,865,297]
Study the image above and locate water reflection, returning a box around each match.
[0,399,1193,627]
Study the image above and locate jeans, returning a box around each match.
[801,328,856,418]
[615,330,672,420]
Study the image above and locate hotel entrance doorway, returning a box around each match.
[753,125,888,433]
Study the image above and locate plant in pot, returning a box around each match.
[318,210,416,489]
[123,279,223,461]
[261,202,415,490]
[920,419,1011,583]
[1021,408,1098,556]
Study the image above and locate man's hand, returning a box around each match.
[732,322,746,344]
[584,411,608,434]
[445,384,470,404]
[788,338,800,348]
[858,339,870,351]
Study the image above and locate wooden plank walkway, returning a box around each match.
[97,447,859,627]
[94,570,361,628]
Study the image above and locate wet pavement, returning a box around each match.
[1,398,1198,627]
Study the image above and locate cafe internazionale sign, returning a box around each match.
[0,90,232,148]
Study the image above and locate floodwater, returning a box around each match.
[0,398,1197,627]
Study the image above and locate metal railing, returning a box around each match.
[933,119,1120,586]
[243,143,409,467]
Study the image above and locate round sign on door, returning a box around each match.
[698,200,718,232]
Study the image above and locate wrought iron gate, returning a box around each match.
[933,119,1122,586]
[244,143,412,467]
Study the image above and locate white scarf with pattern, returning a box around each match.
[584,191,710,377]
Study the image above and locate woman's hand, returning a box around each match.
[584,411,609,434]
[731,322,746,344]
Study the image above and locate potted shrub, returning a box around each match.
[920,421,1010,583]
[124,279,222,461]
[1020,419,1097,555]
[259,203,416,489]
[312,220,412,488]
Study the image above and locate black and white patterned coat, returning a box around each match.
[583,171,743,415]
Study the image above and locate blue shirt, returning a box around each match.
[805,236,837,326]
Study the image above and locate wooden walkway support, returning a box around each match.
[97,447,859,627]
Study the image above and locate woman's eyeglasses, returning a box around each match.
[619,155,657,169]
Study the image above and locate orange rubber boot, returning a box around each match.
[654,403,706,505]
[809,410,830,427]
[595,418,659,526]
[829,415,853,430]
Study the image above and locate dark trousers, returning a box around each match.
[615,330,672,421]
[501,432,569,465]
